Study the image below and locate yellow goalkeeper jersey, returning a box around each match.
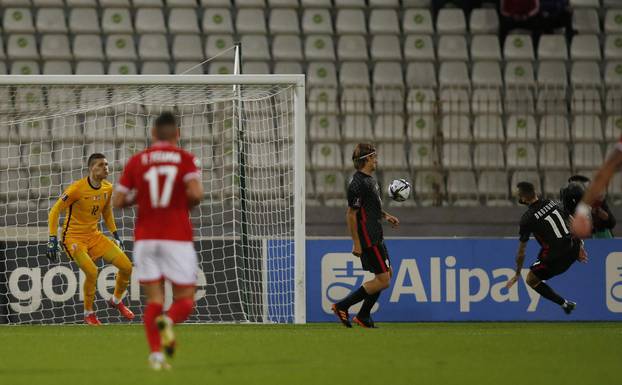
[48,177,117,239]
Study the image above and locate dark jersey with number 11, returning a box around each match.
[519,198,573,258]
[347,171,383,248]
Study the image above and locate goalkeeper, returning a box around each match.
[47,153,134,325]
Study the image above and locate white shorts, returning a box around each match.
[133,240,198,286]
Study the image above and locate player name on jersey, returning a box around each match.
[141,151,182,165]
[533,201,558,220]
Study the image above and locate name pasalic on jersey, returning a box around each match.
[140,151,181,165]
[533,201,557,220]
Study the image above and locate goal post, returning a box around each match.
[0,74,306,324]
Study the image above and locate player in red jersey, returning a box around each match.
[572,137,622,238]
[113,112,203,370]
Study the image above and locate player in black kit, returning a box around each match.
[332,143,400,328]
[505,182,588,314]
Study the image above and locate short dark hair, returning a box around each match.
[352,143,376,170]
[568,174,590,184]
[153,111,178,140]
[87,153,106,168]
[517,181,536,200]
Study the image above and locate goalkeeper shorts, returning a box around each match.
[133,240,198,286]
[62,232,118,260]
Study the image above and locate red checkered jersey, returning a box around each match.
[116,141,201,241]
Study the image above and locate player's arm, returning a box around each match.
[382,210,399,227]
[346,207,362,257]
[47,185,79,260]
[506,241,527,289]
[102,197,123,249]
[113,157,136,209]
[186,178,203,208]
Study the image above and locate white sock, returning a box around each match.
[562,301,569,308]
[84,310,94,316]
[111,295,122,305]
[149,352,164,362]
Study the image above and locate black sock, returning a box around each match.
[533,282,565,306]
[337,286,368,310]
[357,291,381,319]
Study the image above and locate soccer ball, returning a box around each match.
[388,179,411,202]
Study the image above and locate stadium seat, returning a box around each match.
[436,8,466,34]
[539,143,570,169]
[473,115,504,141]
[407,114,435,141]
[311,143,342,169]
[504,61,535,87]
[605,115,622,140]
[537,61,568,88]
[201,0,231,6]
[403,9,434,34]
[302,9,332,34]
[572,89,602,114]
[315,171,346,198]
[340,62,370,87]
[573,143,604,169]
[605,35,622,60]
[35,0,65,6]
[470,8,498,34]
[439,62,470,88]
[443,143,472,169]
[172,35,203,60]
[406,62,437,88]
[441,114,471,141]
[268,0,298,7]
[206,61,230,74]
[341,88,372,114]
[342,114,373,141]
[272,35,303,61]
[336,9,366,34]
[544,171,571,197]
[478,171,508,200]
[338,35,368,61]
[409,142,437,169]
[134,0,164,6]
[52,116,81,139]
[307,88,338,116]
[102,8,133,34]
[307,62,337,87]
[18,120,47,141]
[573,9,600,34]
[0,146,20,170]
[472,89,503,115]
[273,61,302,74]
[75,60,104,74]
[572,115,603,142]
[506,114,537,142]
[414,170,443,204]
[538,35,568,61]
[84,115,114,139]
[169,8,200,33]
[135,8,166,33]
[309,115,340,141]
[439,89,470,114]
[116,115,147,140]
[404,35,435,61]
[605,61,622,86]
[69,9,100,33]
[474,143,505,169]
[117,142,146,166]
[571,61,601,88]
[606,88,622,113]
[406,88,436,114]
[4,8,35,33]
[36,8,67,33]
[40,34,71,60]
[537,89,567,114]
[540,115,570,141]
[371,35,402,60]
[375,114,405,141]
[305,35,335,61]
[437,35,469,61]
[374,88,404,113]
[236,8,267,34]
[504,88,535,114]
[205,35,235,60]
[504,35,535,61]
[269,9,299,34]
[369,9,400,34]
[506,143,537,169]
[203,8,234,34]
[571,35,601,61]
[605,9,622,33]
[335,0,366,7]
[66,0,97,6]
[8,35,38,60]
[472,62,503,88]
[100,0,131,7]
[139,34,170,60]
[447,171,478,205]
[43,60,71,74]
[470,35,502,61]
[106,34,137,60]
[373,62,403,88]
[240,35,270,60]
[369,0,399,7]
[30,169,61,199]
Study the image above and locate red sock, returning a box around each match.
[167,298,194,324]
[144,302,163,353]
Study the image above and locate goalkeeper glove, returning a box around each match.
[112,231,124,250]
[47,236,59,261]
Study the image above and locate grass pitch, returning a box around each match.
[0,323,620,385]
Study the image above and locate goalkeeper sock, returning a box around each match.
[167,298,194,324]
[144,302,163,353]
[357,291,381,319]
[336,286,369,310]
[533,282,565,305]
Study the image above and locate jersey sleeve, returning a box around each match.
[181,152,201,183]
[347,180,362,209]
[617,135,622,153]
[48,182,81,236]
[519,215,531,243]
[116,155,137,194]
[102,191,117,233]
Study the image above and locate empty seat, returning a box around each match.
[504,35,535,61]
[205,35,235,60]
[537,61,568,88]
[506,114,537,141]
[573,9,600,34]
[374,88,404,113]
[511,170,541,194]
[470,35,501,61]
[505,61,535,87]
[436,8,466,34]
[100,0,131,6]
[441,114,471,141]
[75,61,104,74]
[308,62,337,88]
[139,34,170,60]
[478,171,508,199]
[203,8,234,34]
[315,171,346,198]
[84,114,114,139]
[544,170,571,197]
[571,61,601,87]
[406,88,436,114]
[605,9,622,33]
[409,142,437,169]
[537,89,568,114]
[605,115,622,140]
[474,143,505,169]
[36,8,67,33]
[305,35,335,61]
[269,9,299,34]
[309,115,340,141]
[8,35,38,59]
[472,89,503,115]
[375,114,404,141]
[369,9,399,34]
[472,62,502,88]
[439,61,470,88]
[134,0,164,5]
[4,8,35,33]
[406,62,437,88]
[173,35,203,60]
[440,89,470,114]
[335,0,366,7]
[414,170,444,203]
[40,34,71,60]
[272,35,303,61]
[571,35,601,61]
[311,143,342,169]
[69,9,99,33]
[168,0,199,6]
[336,9,366,34]
[371,35,402,60]
[538,35,568,60]
[504,88,535,114]
[274,61,302,74]
[102,8,133,33]
[606,35,622,62]
[373,62,403,88]
[572,115,603,141]
[540,115,570,141]
[206,61,230,74]
[506,143,537,169]
[169,9,200,33]
[572,89,602,114]
[342,115,373,141]
[338,35,368,61]
[236,8,267,34]
[443,143,472,169]
[108,61,137,74]
[447,171,478,205]
[302,9,332,34]
[18,119,47,140]
[605,61,622,86]
[240,35,270,60]
[404,35,435,61]
[106,34,137,60]
[66,0,98,6]
[308,88,338,114]
[178,61,205,74]
[470,8,498,34]
[135,8,166,33]
[341,88,371,114]
[340,62,370,87]
[12,61,39,75]
[473,115,504,141]
[573,143,603,169]
[539,143,570,169]
[403,9,433,34]
[437,35,468,61]
[43,60,71,74]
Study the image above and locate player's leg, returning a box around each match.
[98,238,135,320]
[527,261,576,314]
[356,264,393,328]
[67,243,100,325]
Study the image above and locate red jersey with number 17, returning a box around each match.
[116,141,201,241]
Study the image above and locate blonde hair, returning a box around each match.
[352,143,376,170]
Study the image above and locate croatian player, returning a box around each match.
[332,143,399,328]
[572,139,622,238]
[113,112,203,370]
[47,153,134,325]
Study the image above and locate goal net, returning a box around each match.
[0,75,306,324]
